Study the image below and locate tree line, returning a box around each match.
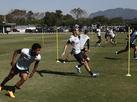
[0,8,137,26]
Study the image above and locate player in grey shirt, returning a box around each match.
[0,43,41,98]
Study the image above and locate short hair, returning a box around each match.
[84,30,88,34]
[31,43,41,50]
[97,24,101,28]
[70,28,76,32]
[131,24,137,30]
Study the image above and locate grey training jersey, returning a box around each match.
[16,48,41,71]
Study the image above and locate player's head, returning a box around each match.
[97,24,100,29]
[130,23,137,31]
[133,26,137,31]
[31,43,41,56]
[71,28,78,36]
[84,30,88,34]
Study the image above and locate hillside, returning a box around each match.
[89,8,137,19]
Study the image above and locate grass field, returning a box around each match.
[0,32,137,102]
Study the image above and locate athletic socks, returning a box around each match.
[14,85,21,90]
[89,71,93,76]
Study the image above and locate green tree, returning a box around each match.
[92,16,109,25]
[109,17,125,25]
[70,8,87,19]
[43,12,57,26]
[26,11,34,21]
[62,14,74,26]
[55,10,63,26]
[0,15,4,23]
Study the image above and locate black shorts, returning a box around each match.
[74,52,85,64]
[130,43,135,48]
[127,42,135,48]
[12,65,29,75]
[97,36,101,39]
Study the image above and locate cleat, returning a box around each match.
[0,86,2,92]
[7,91,15,98]
[75,65,81,73]
[91,73,99,78]
[98,43,101,47]
[133,57,137,60]
[63,61,66,63]
[115,51,118,55]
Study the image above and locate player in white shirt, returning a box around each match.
[76,30,90,72]
[105,27,110,42]
[80,30,90,61]
[80,30,90,51]
[109,28,116,45]
[96,25,102,46]
[0,43,41,98]
[105,28,116,45]
[62,28,98,77]
[59,26,80,63]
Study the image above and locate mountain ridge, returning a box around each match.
[89,8,137,19]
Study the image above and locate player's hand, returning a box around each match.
[61,52,65,57]
[84,48,88,52]
[29,73,34,78]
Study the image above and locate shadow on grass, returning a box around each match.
[57,58,76,63]
[36,69,88,78]
[91,45,105,47]
[104,57,121,60]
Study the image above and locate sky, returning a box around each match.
[0,0,137,15]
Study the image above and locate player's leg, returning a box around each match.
[96,36,102,46]
[74,52,98,77]
[116,43,128,54]
[133,46,137,58]
[79,52,98,77]
[105,34,109,42]
[75,51,91,73]
[0,67,17,91]
[15,72,29,89]
[81,59,97,77]
[110,37,116,45]
[6,71,29,98]
[83,51,90,62]
[74,53,84,73]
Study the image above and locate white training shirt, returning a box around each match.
[16,48,41,71]
[108,29,115,38]
[69,35,81,54]
[79,34,90,49]
[96,28,101,36]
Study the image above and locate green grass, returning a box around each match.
[0,32,137,102]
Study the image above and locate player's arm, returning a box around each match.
[86,39,90,50]
[29,60,40,78]
[62,40,71,57]
[11,49,22,67]
[135,34,137,39]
